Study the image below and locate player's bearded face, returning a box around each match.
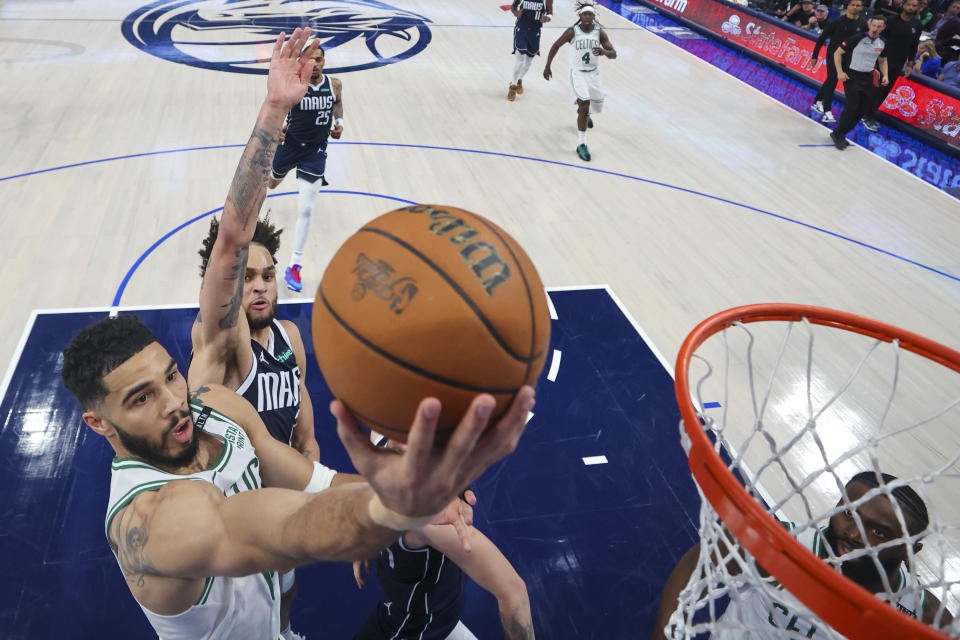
[112,409,199,468]
[244,244,279,330]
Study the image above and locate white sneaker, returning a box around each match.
[281,630,307,640]
[821,111,836,123]
[811,100,824,114]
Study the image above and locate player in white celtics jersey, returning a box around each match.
[542,2,617,162]
[654,472,954,638]
[59,29,535,640]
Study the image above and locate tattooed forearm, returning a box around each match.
[225,125,278,231]
[218,246,248,330]
[115,506,159,589]
[500,614,535,640]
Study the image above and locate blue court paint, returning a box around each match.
[0,288,699,639]
[110,190,418,306]
[703,401,722,408]
[5,142,958,290]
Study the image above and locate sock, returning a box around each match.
[512,52,525,84]
[518,55,533,80]
[578,130,587,145]
[291,177,318,268]
[280,626,293,640]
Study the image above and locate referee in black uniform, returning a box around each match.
[831,15,889,149]
[809,0,867,123]
[861,0,922,131]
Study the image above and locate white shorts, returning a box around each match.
[570,68,604,112]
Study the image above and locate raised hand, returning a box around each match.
[266,28,320,111]
[333,388,534,521]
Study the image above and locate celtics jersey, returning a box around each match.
[569,24,602,71]
[104,401,281,640]
[716,523,924,639]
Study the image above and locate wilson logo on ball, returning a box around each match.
[351,253,419,314]
[405,205,511,295]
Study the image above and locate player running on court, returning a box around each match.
[543,2,617,162]
[508,0,553,101]
[267,44,344,293]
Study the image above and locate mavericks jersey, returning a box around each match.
[238,319,301,445]
[104,402,281,640]
[283,75,338,146]
[368,537,466,639]
[716,522,924,639]
[516,0,547,26]
[569,24,602,71]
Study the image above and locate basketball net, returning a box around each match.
[668,305,960,639]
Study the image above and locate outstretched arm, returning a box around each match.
[190,29,319,384]
[543,28,574,79]
[406,525,534,639]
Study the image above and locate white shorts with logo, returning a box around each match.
[570,68,604,112]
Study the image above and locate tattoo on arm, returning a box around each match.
[115,506,159,589]
[501,613,535,640]
[188,385,212,404]
[218,246,248,330]
[225,126,277,232]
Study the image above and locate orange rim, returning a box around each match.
[675,304,960,640]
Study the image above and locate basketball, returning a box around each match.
[311,204,551,442]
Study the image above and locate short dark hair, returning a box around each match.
[849,471,930,534]
[61,314,158,410]
[197,214,282,277]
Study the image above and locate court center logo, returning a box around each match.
[122,0,432,74]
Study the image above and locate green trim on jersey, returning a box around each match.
[196,576,215,605]
[104,479,170,539]
[261,572,276,600]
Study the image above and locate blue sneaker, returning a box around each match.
[284,265,302,292]
[576,144,591,161]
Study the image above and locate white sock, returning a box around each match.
[280,626,293,640]
[519,55,533,79]
[578,130,587,145]
[512,52,526,84]
[291,177,318,268]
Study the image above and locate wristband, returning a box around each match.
[333,118,344,127]
[368,495,435,531]
[304,461,337,493]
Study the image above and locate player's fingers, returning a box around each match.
[479,386,534,461]
[463,488,477,506]
[272,32,284,60]
[453,509,473,553]
[352,560,364,589]
[281,28,300,58]
[333,400,379,476]
[459,498,474,527]
[439,394,496,476]
[403,397,441,471]
[296,27,312,56]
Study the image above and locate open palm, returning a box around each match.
[266,28,320,110]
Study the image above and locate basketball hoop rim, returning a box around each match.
[674,303,960,640]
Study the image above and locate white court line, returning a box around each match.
[546,349,562,382]
[526,411,535,424]
[545,290,558,320]
[583,455,609,465]
[603,285,675,377]
[0,310,40,404]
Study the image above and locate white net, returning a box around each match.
[667,313,960,639]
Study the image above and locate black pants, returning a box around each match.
[871,63,905,115]
[835,72,877,137]
[814,51,841,110]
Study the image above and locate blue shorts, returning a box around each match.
[513,22,542,57]
[271,139,328,184]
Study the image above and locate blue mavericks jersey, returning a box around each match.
[516,0,547,26]
[284,75,337,145]
[236,320,301,445]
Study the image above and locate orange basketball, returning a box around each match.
[311,204,551,442]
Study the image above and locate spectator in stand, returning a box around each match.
[933,2,960,61]
[917,0,935,27]
[806,4,832,30]
[768,0,795,19]
[916,38,942,75]
[809,0,868,123]
[941,57,960,84]
[862,0,922,132]
[786,0,818,25]
[930,0,960,35]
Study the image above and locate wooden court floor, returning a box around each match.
[2,0,960,634]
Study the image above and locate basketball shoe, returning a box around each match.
[576,144,591,161]
[507,84,517,101]
[861,117,880,132]
[516,79,524,95]
[811,100,824,115]
[284,265,303,292]
[821,111,836,123]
